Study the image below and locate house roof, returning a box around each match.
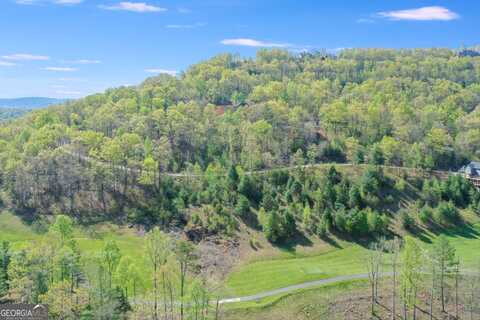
[470,161,480,169]
[460,161,480,176]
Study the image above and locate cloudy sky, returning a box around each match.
[0,0,477,98]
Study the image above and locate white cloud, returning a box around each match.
[145,68,177,76]
[64,59,101,64]
[379,6,459,21]
[166,22,206,29]
[100,2,166,13]
[0,61,17,67]
[221,38,290,48]
[44,67,77,72]
[2,53,49,61]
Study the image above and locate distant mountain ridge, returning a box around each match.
[0,97,65,110]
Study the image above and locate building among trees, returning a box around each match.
[459,162,480,177]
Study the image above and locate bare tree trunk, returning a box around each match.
[430,270,435,320]
[153,264,158,320]
[440,262,446,313]
[168,279,174,320]
[180,263,186,320]
[215,297,221,320]
[392,248,398,320]
[162,272,168,319]
[455,263,459,320]
[470,286,474,320]
[413,290,417,320]
[375,263,380,303]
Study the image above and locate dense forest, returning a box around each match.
[1,48,480,238]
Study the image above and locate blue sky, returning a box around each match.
[0,0,478,98]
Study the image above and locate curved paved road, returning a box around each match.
[219,273,387,304]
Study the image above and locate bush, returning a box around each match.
[316,219,327,237]
[348,185,363,208]
[367,210,388,234]
[384,195,395,205]
[401,210,415,230]
[333,209,347,232]
[235,195,250,218]
[395,179,406,192]
[345,209,369,236]
[419,206,432,225]
[434,201,460,225]
[31,218,50,234]
[249,236,260,249]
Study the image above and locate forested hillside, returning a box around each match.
[0,97,64,109]
[0,48,479,238]
[0,97,65,122]
[0,108,28,122]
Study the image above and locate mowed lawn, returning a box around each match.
[226,222,480,297]
[226,244,368,296]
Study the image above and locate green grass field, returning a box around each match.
[0,210,150,280]
[226,218,480,297]
[226,244,368,296]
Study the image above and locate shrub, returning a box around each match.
[302,205,313,231]
[345,209,369,236]
[31,217,50,234]
[419,206,432,225]
[367,209,388,234]
[385,195,395,205]
[281,209,297,239]
[434,201,460,225]
[401,210,415,230]
[333,209,347,232]
[316,218,327,237]
[348,185,362,208]
[249,236,259,249]
[395,179,406,192]
[235,195,250,218]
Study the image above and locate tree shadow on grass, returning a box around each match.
[427,219,480,239]
[319,233,342,249]
[329,227,401,249]
[405,224,433,244]
[406,217,480,245]
[275,230,314,254]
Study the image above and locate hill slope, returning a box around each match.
[0,48,479,242]
[0,97,65,109]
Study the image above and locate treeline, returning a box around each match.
[0,215,224,320]
[0,48,479,234]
